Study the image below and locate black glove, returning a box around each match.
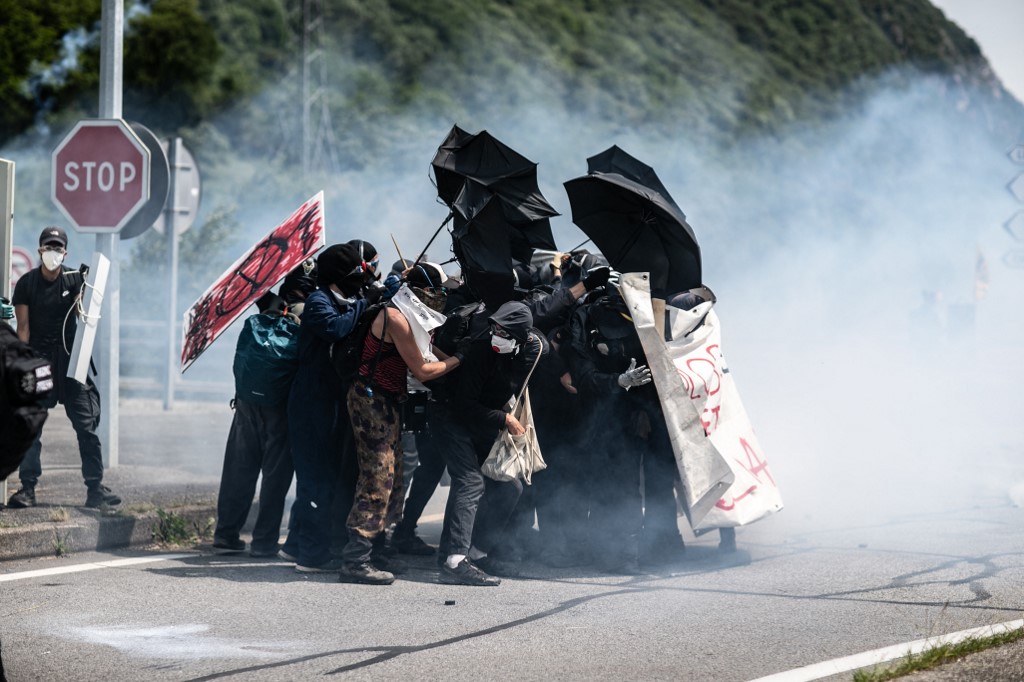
[453,335,473,363]
[582,266,611,291]
[361,282,385,305]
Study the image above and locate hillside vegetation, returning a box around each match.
[1,0,1017,161]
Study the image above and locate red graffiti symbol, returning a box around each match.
[676,366,701,400]
[700,404,721,436]
[715,486,757,510]
[181,196,325,371]
[736,437,776,487]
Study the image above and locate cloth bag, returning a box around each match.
[481,350,547,485]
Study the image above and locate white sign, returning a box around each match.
[620,272,783,530]
[1005,210,1024,242]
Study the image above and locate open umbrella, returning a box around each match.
[432,125,558,220]
[564,169,701,297]
[452,179,557,261]
[451,195,517,307]
[430,125,559,270]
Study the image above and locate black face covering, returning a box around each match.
[413,286,447,313]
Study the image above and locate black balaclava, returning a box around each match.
[316,243,362,297]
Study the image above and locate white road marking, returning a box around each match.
[747,618,1024,682]
[0,554,191,583]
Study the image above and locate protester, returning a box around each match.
[338,264,463,584]
[6,227,120,509]
[564,288,666,574]
[0,314,52,484]
[281,243,378,572]
[431,301,537,586]
[212,264,311,557]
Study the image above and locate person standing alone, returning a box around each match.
[6,226,120,509]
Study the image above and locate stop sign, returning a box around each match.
[51,118,150,233]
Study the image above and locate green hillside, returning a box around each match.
[1,0,1018,157]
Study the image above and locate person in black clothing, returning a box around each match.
[211,265,313,557]
[0,319,53,483]
[6,227,120,509]
[566,289,687,574]
[433,301,535,586]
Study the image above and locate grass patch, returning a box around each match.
[51,529,71,557]
[124,502,156,515]
[152,509,214,547]
[48,506,70,523]
[853,626,1024,681]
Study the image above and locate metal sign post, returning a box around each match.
[1,158,14,501]
[96,0,124,467]
[159,138,201,410]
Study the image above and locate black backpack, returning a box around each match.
[329,302,388,384]
[431,301,485,356]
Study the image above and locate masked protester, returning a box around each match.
[565,288,685,574]
[390,262,462,556]
[337,265,463,584]
[6,227,120,509]
[430,301,538,586]
[280,243,373,572]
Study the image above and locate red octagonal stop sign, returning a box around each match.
[51,118,151,233]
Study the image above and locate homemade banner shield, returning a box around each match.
[180,192,326,372]
[619,272,783,530]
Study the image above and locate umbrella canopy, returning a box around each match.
[432,126,557,218]
[430,125,562,307]
[451,196,517,308]
[563,171,701,296]
[452,179,557,262]
[586,145,683,213]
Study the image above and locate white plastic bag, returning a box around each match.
[482,390,546,484]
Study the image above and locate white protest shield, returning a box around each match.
[619,272,783,530]
[391,284,446,361]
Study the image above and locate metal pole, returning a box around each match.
[1,158,14,501]
[96,0,123,467]
[163,139,180,410]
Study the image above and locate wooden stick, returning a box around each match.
[390,233,409,270]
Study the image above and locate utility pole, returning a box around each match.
[302,0,341,177]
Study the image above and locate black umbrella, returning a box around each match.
[451,195,517,308]
[432,126,557,216]
[563,170,701,296]
[586,145,683,213]
[452,179,557,261]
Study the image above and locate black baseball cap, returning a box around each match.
[39,226,68,249]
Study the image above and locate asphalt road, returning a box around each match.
[2,494,1022,681]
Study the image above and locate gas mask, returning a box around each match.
[412,286,447,313]
[491,334,518,355]
[41,250,65,271]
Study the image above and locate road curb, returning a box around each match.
[0,505,217,561]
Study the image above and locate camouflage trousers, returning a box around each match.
[345,382,405,539]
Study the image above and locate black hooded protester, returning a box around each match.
[280,243,382,573]
[432,301,538,586]
[565,288,685,573]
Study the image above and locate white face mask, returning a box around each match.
[491,334,518,355]
[42,250,65,271]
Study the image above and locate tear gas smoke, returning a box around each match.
[1,37,1021,524]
